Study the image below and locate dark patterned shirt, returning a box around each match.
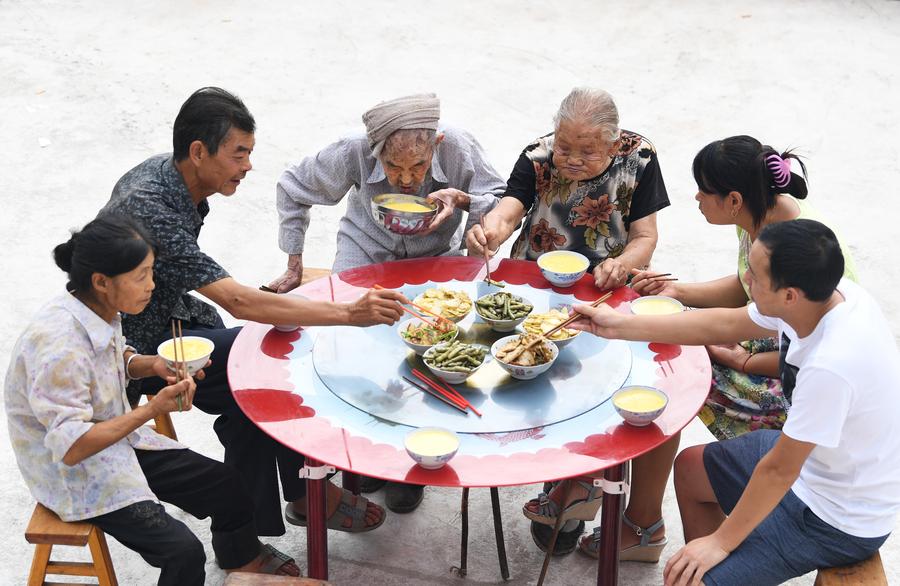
[504,130,669,268]
[100,154,230,355]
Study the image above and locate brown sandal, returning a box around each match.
[284,489,385,533]
[257,543,300,576]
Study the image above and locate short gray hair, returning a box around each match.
[381,128,438,159]
[553,87,620,143]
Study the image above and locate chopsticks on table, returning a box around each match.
[402,375,468,414]
[411,368,482,417]
[169,320,187,411]
[373,284,452,329]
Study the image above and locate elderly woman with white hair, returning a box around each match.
[467,87,669,290]
[468,88,674,558]
[270,92,506,290]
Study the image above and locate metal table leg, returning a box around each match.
[597,463,627,586]
[342,471,360,495]
[458,487,469,576]
[302,458,331,580]
[490,487,510,580]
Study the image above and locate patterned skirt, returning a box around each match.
[698,338,789,441]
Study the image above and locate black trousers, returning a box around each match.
[87,449,260,586]
[142,323,307,535]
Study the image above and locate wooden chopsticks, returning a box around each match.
[411,368,482,417]
[480,216,493,284]
[542,291,614,340]
[169,320,187,411]
[373,284,451,328]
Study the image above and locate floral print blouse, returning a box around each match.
[504,131,669,267]
[4,293,183,522]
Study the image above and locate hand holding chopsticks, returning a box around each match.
[515,291,614,358]
[168,321,191,412]
[629,268,679,297]
[373,284,453,330]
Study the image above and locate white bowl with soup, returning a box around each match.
[630,295,685,315]
[157,336,215,376]
[537,250,590,287]
[612,386,668,426]
[404,427,460,469]
[371,193,438,235]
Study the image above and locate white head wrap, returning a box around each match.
[362,93,441,158]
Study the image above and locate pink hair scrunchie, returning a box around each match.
[766,154,792,189]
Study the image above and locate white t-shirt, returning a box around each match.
[748,279,900,538]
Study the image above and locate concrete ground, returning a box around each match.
[2,1,899,584]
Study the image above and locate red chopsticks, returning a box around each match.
[411,368,482,417]
[402,376,468,413]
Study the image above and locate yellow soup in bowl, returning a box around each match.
[406,429,460,457]
[383,201,433,213]
[159,338,213,361]
[538,254,588,273]
[613,388,667,412]
[630,296,684,315]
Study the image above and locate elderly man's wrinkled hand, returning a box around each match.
[347,287,410,327]
[663,535,729,586]
[593,258,628,290]
[465,223,498,259]
[420,188,469,235]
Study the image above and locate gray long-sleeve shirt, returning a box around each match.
[276,126,506,272]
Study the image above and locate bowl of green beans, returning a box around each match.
[422,340,490,384]
[474,291,534,332]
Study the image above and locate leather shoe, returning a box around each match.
[358,475,388,494]
[385,482,424,513]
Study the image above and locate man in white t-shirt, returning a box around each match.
[571,219,900,585]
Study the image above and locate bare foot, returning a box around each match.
[291,480,384,529]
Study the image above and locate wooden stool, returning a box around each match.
[815,551,887,585]
[224,572,331,584]
[300,267,332,286]
[25,503,117,586]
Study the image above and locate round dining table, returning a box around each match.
[227,256,711,585]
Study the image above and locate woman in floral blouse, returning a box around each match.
[467,87,670,289]
[4,216,300,584]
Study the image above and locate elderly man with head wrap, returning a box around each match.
[268,93,506,292]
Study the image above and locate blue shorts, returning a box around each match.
[701,430,887,586]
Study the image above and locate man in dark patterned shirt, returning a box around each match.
[100,87,403,545]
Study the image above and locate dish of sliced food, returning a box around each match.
[494,333,554,366]
[523,308,579,340]
[475,291,533,320]
[423,340,488,373]
[401,321,458,345]
[414,288,473,320]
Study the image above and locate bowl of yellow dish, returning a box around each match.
[413,288,473,323]
[630,295,685,315]
[371,193,438,235]
[523,308,582,349]
[404,427,460,469]
[612,385,668,427]
[537,250,590,288]
[157,336,215,376]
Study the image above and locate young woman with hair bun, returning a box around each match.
[5,215,301,584]
[633,135,858,440]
